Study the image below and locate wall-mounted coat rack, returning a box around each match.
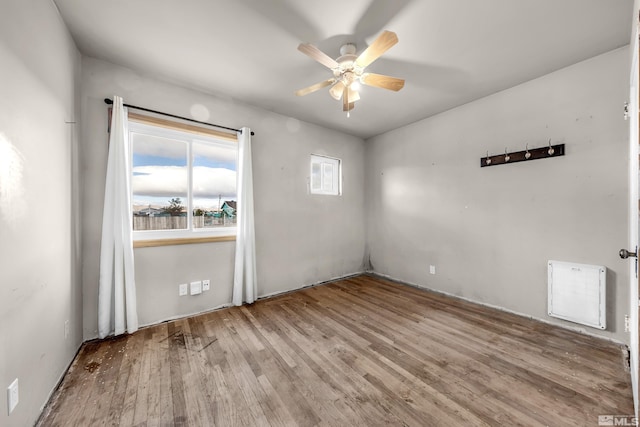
[481,142,564,168]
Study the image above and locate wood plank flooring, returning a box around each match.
[38,274,634,426]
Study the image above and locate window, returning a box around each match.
[129,117,237,241]
[310,154,341,196]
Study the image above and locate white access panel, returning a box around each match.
[548,260,606,330]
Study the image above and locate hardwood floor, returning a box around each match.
[38,274,633,426]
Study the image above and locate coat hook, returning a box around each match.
[480,142,564,167]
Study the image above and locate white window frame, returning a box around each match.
[128,120,237,241]
[310,154,342,196]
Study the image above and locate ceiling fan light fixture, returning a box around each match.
[329,81,345,100]
[294,30,404,116]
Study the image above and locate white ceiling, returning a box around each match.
[53,0,633,139]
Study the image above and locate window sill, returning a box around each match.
[133,235,236,248]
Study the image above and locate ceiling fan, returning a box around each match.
[294,30,405,116]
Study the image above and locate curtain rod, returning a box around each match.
[104,98,254,136]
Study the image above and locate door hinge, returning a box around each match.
[624,102,630,120]
[625,314,631,332]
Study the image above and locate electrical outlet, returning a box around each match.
[7,378,18,415]
[202,279,210,291]
[429,265,436,275]
[64,320,70,339]
[190,281,202,295]
[625,314,631,332]
[179,283,188,296]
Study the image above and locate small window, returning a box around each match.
[310,154,341,196]
[129,119,237,240]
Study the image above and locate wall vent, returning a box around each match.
[548,260,606,330]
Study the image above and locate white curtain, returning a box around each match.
[233,127,257,305]
[98,96,138,338]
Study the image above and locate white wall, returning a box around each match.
[365,47,630,342]
[81,57,366,337]
[0,0,82,425]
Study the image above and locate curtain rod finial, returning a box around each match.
[104,98,114,105]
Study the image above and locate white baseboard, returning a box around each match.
[37,343,83,419]
[137,270,365,330]
[137,302,234,330]
[368,271,627,347]
[257,271,365,301]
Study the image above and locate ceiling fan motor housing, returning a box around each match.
[335,43,361,78]
[339,43,357,56]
